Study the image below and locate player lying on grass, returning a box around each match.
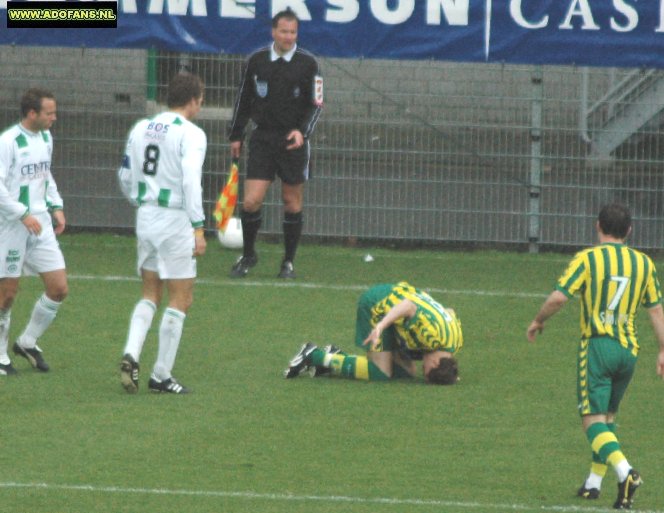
[284,282,462,384]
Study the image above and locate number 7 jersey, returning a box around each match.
[118,111,207,228]
[555,242,662,354]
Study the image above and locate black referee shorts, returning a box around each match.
[247,129,310,185]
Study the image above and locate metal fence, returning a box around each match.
[1,45,663,251]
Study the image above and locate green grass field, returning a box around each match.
[1,233,663,513]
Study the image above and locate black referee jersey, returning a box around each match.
[229,45,323,141]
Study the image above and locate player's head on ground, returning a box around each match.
[20,87,56,131]
[423,351,459,385]
[167,73,204,119]
[272,9,298,55]
[597,203,632,240]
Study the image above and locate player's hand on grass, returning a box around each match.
[363,325,383,350]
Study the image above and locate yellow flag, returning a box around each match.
[213,159,239,232]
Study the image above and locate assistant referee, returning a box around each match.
[228,9,323,279]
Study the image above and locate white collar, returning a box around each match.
[270,43,297,62]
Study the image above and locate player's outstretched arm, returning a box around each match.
[527,290,568,342]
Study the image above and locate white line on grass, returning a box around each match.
[60,240,573,264]
[1,482,661,513]
[69,274,548,299]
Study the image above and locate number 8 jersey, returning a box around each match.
[118,111,207,229]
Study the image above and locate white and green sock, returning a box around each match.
[0,309,11,365]
[153,307,185,381]
[17,294,61,349]
[123,299,157,361]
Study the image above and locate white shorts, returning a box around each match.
[135,206,197,280]
[0,212,66,278]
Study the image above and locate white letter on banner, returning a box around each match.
[119,0,138,13]
[148,0,207,16]
[658,0,664,32]
[272,0,312,20]
[220,0,255,18]
[427,0,469,25]
[326,0,359,23]
[509,0,548,29]
[559,0,599,30]
[370,0,415,24]
[610,0,637,32]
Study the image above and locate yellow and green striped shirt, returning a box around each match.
[556,243,661,354]
[371,282,463,353]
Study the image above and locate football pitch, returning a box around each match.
[2,233,663,513]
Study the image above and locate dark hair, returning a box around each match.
[426,357,458,385]
[167,73,204,109]
[598,203,631,239]
[20,88,55,118]
[272,9,298,28]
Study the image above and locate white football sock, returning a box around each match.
[123,299,157,361]
[152,307,185,381]
[585,472,604,490]
[17,294,61,349]
[615,460,632,483]
[0,309,11,365]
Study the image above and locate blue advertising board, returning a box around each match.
[2,0,664,68]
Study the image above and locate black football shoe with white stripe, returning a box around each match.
[120,353,139,394]
[148,376,191,394]
[13,342,49,372]
[284,342,317,378]
[0,361,18,376]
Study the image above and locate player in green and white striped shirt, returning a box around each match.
[0,88,68,375]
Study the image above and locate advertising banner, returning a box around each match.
[2,0,664,68]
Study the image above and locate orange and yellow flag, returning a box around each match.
[213,159,239,232]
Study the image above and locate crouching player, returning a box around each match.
[284,282,462,385]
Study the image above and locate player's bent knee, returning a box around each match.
[46,285,68,303]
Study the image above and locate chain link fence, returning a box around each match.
[1,45,663,251]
